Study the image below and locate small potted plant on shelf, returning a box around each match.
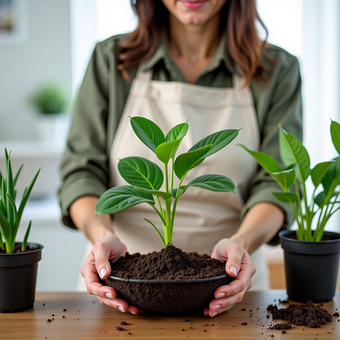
[27,83,69,146]
[95,116,239,314]
[0,148,42,312]
[239,120,340,303]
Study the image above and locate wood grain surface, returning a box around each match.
[0,290,339,339]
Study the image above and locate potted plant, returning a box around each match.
[0,148,42,312]
[239,120,340,303]
[95,116,239,313]
[27,83,69,146]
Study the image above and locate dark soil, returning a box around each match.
[267,300,333,328]
[105,245,233,314]
[271,322,292,330]
[0,245,37,254]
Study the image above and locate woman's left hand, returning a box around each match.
[204,238,256,317]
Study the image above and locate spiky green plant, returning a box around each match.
[95,116,239,247]
[0,148,40,253]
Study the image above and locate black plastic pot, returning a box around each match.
[106,274,233,314]
[279,230,340,303]
[0,242,43,313]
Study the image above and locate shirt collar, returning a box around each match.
[141,32,237,75]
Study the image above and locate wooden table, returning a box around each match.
[1,290,339,339]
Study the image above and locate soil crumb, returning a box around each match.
[271,322,292,330]
[121,321,129,325]
[267,301,332,328]
[110,245,227,280]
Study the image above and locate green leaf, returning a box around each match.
[171,188,186,199]
[174,145,214,180]
[156,139,183,164]
[331,120,340,154]
[271,169,296,190]
[279,126,310,181]
[311,161,335,188]
[0,209,12,243]
[315,191,326,207]
[95,185,155,215]
[321,157,340,196]
[118,157,163,190]
[272,192,298,204]
[315,190,338,208]
[238,145,282,173]
[22,220,32,252]
[14,163,24,187]
[189,129,240,158]
[130,116,165,153]
[0,178,7,217]
[18,168,41,223]
[166,122,189,142]
[133,186,172,200]
[6,194,18,235]
[5,149,14,199]
[182,174,236,193]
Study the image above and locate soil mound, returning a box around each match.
[110,244,227,280]
[267,300,332,328]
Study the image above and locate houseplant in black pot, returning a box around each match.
[0,148,42,312]
[95,116,239,313]
[239,120,340,303]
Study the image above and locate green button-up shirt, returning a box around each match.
[58,33,302,245]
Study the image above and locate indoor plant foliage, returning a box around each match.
[239,120,340,242]
[95,116,240,313]
[0,148,42,313]
[239,121,340,302]
[96,116,239,247]
[0,148,40,253]
[28,83,68,115]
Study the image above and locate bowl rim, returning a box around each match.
[108,274,228,283]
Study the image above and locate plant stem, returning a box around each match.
[170,158,174,192]
[148,203,166,226]
[290,202,304,240]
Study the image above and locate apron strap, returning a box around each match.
[233,65,246,90]
[136,64,153,81]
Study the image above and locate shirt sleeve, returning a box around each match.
[240,52,303,245]
[58,43,111,229]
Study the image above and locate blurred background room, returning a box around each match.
[0,0,339,291]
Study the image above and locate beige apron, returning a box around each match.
[78,65,269,291]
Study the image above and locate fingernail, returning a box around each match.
[216,292,225,299]
[230,266,238,276]
[211,311,217,317]
[100,268,107,279]
[118,306,125,313]
[213,304,221,311]
[105,292,113,299]
[129,311,137,315]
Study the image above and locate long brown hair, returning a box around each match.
[118,0,268,85]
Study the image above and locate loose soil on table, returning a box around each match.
[105,245,233,314]
[267,300,333,328]
[0,245,37,254]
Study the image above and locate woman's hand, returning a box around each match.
[80,234,138,315]
[204,238,256,317]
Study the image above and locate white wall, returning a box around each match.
[0,0,72,141]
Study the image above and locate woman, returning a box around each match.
[58,0,302,317]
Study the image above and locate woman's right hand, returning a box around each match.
[80,234,138,315]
